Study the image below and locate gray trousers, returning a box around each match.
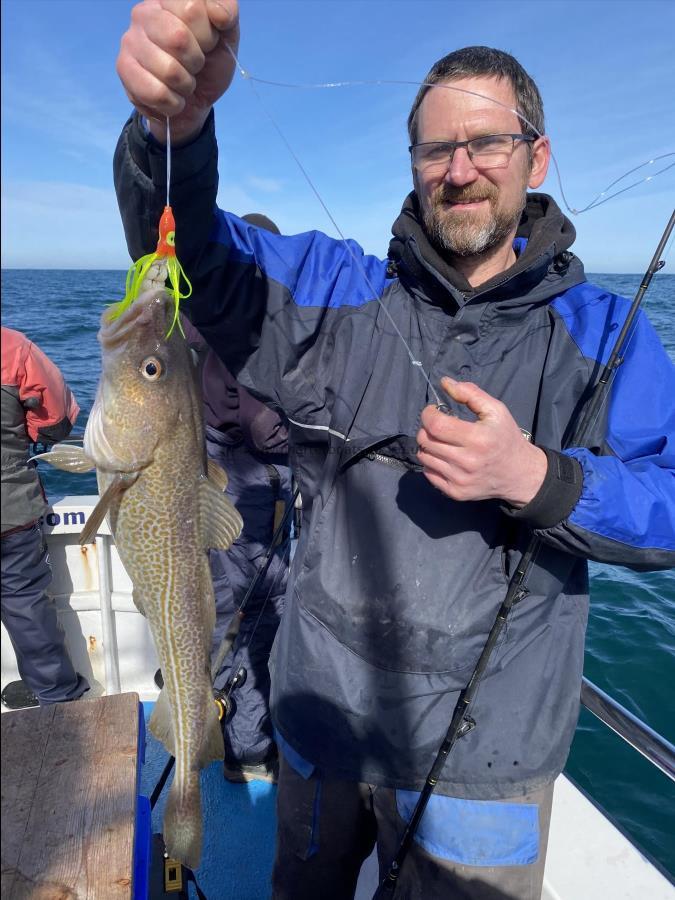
[1,522,88,704]
[272,754,553,900]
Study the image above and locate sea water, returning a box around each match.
[2,268,674,878]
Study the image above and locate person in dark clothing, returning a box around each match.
[181,214,292,783]
[1,327,90,708]
[114,5,674,898]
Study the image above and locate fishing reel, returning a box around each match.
[213,665,247,724]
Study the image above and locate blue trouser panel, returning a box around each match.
[207,430,291,764]
[272,751,553,900]
[1,522,89,704]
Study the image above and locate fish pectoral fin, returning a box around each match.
[132,588,147,617]
[31,444,96,473]
[201,689,225,767]
[199,480,243,550]
[79,473,136,545]
[207,458,229,492]
[148,687,175,757]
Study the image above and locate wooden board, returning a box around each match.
[1,693,141,899]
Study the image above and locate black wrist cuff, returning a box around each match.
[502,447,583,530]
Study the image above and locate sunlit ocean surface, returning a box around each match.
[2,268,674,878]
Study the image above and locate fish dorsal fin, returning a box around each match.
[31,444,95,473]
[79,474,136,545]
[207,458,229,492]
[199,478,243,551]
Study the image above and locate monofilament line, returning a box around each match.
[226,66,674,217]
[166,116,171,207]
[226,45,442,405]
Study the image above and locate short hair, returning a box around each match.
[407,46,545,145]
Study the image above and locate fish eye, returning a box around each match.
[140,356,164,381]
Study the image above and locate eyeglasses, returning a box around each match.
[409,134,535,172]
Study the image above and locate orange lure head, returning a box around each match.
[155,205,177,258]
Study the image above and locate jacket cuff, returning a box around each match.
[37,418,74,445]
[127,109,216,189]
[502,447,583,530]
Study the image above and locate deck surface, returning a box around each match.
[1,693,141,900]
[140,702,278,900]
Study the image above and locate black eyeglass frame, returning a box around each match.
[409,133,537,168]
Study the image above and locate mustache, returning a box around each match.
[433,185,497,205]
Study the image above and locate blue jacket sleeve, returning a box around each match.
[535,307,675,569]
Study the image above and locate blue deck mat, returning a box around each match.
[140,702,277,900]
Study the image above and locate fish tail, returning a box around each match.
[163,772,203,871]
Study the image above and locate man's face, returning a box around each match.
[412,76,549,258]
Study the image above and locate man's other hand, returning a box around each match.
[417,377,547,506]
[116,0,240,144]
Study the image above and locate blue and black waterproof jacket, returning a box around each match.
[114,112,675,800]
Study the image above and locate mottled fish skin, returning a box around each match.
[83,283,242,869]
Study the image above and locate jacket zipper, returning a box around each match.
[365,450,418,472]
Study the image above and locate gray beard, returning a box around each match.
[424,198,526,258]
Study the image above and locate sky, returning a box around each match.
[1,0,674,273]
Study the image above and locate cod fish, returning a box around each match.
[37,277,242,868]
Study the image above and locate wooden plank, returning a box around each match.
[1,705,57,899]
[1,693,141,900]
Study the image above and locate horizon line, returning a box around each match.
[3,267,668,277]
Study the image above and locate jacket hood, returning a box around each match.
[387,191,585,311]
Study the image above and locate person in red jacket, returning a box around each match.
[1,327,90,708]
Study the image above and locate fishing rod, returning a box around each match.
[210,484,300,686]
[375,207,675,897]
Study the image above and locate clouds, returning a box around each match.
[246,175,285,193]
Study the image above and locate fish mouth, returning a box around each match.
[99,284,171,351]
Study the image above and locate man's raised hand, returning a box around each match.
[116,0,240,144]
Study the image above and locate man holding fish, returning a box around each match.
[113,2,675,897]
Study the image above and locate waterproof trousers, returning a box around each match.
[1,522,89,705]
[272,754,553,900]
[207,429,292,765]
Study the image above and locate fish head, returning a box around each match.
[84,287,200,473]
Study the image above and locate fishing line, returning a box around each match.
[574,154,675,215]
[166,115,171,207]
[227,61,674,215]
[226,46,442,406]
